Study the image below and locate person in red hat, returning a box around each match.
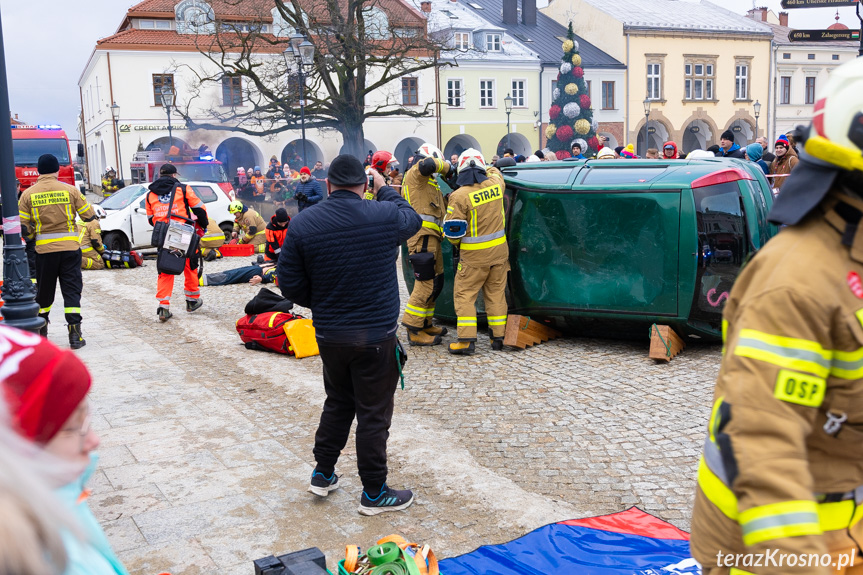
[293,166,324,212]
[0,325,130,575]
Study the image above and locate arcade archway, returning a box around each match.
[339,139,377,162]
[146,136,190,154]
[215,137,262,177]
[682,119,715,156]
[496,132,531,158]
[281,140,323,169]
[394,137,424,170]
[635,118,671,157]
[444,134,481,162]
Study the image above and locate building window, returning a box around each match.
[684,58,716,101]
[585,80,591,99]
[156,20,171,30]
[447,79,463,107]
[808,53,815,60]
[479,79,495,108]
[485,33,501,51]
[781,76,791,105]
[152,74,174,106]
[735,63,748,100]
[601,81,614,109]
[140,19,155,29]
[647,63,661,100]
[783,53,790,59]
[402,77,418,106]
[805,77,816,105]
[833,54,840,60]
[511,79,525,107]
[454,32,470,50]
[221,75,242,106]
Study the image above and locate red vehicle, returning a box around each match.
[12,125,75,191]
[129,148,233,198]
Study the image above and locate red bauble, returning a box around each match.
[556,124,574,142]
[573,67,584,79]
[549,105,561,121]
[555,150,572,160]
[580,95,591,109]
[588,136,600,150]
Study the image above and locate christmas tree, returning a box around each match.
[545,22,600,160]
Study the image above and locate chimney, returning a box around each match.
[522,0,536,25]
[420,0,431,12]
[779,11,788,27]
[503,0,517,24]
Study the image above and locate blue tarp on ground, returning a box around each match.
[438,507,701,575]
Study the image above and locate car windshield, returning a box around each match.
[177,163,228,183]
[13,138,71,166]
[100,185,148,210]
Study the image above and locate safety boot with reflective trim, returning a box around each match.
[407,327,442,346]
[422,323,448,337]
[186,299,203,313]
[448,341,475,355]
[157,307,172,323]
[491,337,504,351]
[67,324,86,350]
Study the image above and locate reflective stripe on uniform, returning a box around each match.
[64,307,81,314]
[457,316,477,326]
[832,348,863,379]
[403,183,411,204]
[36,231,80,245]
[406,304,434,318]
[447,206,454,214]
[487,315,507,326]
[420,214,443,233]
[184,290,200,297]
[77,202,92,216]
[84,259,94,269]
[739,501,821,545]
[18,211,31,221]
[81,246,95,253]
[460,230,506,251]
[39,306,52,314]
[734,329,832,378]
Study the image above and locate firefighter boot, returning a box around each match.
[422,321,448,337]
[491,337,504,351]
[204,249,217,262]
[448,341,476,355]
[406,327,442,347]
[187,299,203,313]
[157,307,173,323]
[67,324,86,350]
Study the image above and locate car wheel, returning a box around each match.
[102,231,128,252]
[220,222,233,242]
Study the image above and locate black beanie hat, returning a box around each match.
[275,208,289,223]
[614,146,624,155]
[37,154,60,174]
[720,130,735,142]
[327,155,367,187]
[159,163,178,175]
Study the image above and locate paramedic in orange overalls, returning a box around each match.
[145,163,209,323]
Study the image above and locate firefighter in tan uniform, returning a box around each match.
[18,154,96,348]
[691,58,863,575]
[443,149,508,355]
[400,143,452,346]
[78,218,105,270]
[229,201,267,253]
[200,217,226,261]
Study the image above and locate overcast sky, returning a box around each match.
[1,0,859,143]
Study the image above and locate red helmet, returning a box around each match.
[371,151,394,173]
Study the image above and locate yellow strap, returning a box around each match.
[459,235,506,251]
[268,312,283,328]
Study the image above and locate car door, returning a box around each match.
[131,194,154,248]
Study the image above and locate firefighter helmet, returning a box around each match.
[416,143,443,160]
[371,151,395,173]
[456,149,486,174]
[228,201,244,214]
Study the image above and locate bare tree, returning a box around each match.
[175,0,451,160]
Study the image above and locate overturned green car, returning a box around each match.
[401,157,777,342]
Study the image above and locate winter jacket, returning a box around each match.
[19,175,96,254]
[401,157,449,242]
[662,141,679,159]
[294,179,324,211]
[444,167,508,267]
[716,143,745,159]
[277,186,421,345]
[769,148,799,191]
[265,215,290,262]
[78,219,105,270]
[146,176,209,229]
[56,454,129,575]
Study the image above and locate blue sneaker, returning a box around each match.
[358,484,414,516]
[308,470,339,497]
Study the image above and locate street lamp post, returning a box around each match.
[0,8,43,331]
[753,99,762,139]
[284,34,315,166]
[504,93,513,151]
[160,84,176,153]
[642,97,651,157]
[110,102,123,181]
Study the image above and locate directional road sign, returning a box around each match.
[788,28,861,41]
[781,0,858,8]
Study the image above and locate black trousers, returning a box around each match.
[36,250,83,324]
[314,336,399,492]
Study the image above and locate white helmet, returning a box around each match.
[804,57,863,172]
[456,148,486,174]
[416,142,443,160]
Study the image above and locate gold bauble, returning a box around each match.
[562,40,574,53]
[575,119,591,135]
[572,54,582,67]
[564,83,579,96]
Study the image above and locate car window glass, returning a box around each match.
[100,185,147,210]
[192,185,219,203]
[580,166,667,185]
[505,168,574,185]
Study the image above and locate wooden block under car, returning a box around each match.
[649,324,685,362]
[503,315,563,349]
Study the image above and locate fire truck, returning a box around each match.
[129,147,234,198]
[11,125,76,191]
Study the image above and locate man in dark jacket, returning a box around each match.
[716,130,745,158]
[277,154,421,516]
[264,208,290,262]
[293,167,324,211]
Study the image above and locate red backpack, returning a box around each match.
[236,311,302,354]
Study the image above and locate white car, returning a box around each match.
[98,181,235,251]
[74,170,87,193]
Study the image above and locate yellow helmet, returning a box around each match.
[228,200,244,214]
[804,57,863,173]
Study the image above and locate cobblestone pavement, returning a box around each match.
[39,255,721,574]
